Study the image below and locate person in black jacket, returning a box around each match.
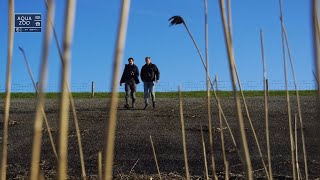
[140,56,160,109]
[120,57,140,108]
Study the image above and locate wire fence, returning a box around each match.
[0,80,316,93]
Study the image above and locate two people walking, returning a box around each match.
[120,57,160,110]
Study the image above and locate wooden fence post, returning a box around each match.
[91,81,94,98]
[36,82,39,97]
[266,79,269,97]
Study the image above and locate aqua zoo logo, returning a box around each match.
[15,13,41,32]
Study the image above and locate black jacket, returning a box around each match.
[120,64,140,84]
[140,63,160,82]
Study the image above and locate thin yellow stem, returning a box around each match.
[150,136,162,180]
[30,0,54,179]
[58,0,77,179]
[260,29,273,179]
[103,1,131,179]
[279,1,296,179]
[218,0,252,179]
[178,86,190,180]
[1,0,14,179]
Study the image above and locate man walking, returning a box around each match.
[120,57,140,109]
[141,56,160,109]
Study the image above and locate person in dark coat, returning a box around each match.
[120,57,140,108]
[140,56,160,109]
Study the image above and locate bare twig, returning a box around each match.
[103,1,131,179]
[129,159,139,174]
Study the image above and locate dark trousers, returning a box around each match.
[125,82,136,104]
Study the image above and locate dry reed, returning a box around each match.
[44,0,87,176]
[0,0,14,179]
[260,29,273,179]
[18,46,59,161]
[215,76,229,180]
[279,1,296,179]
[98,151,102,180]
[57,0,77,179]
[282,24,309,180]
[29,0,54,179]
[200,125,209,180]
[218,0,253,179]
[204,0,217,179]
[103,1,131,179]
[178,86,190,180]
[150,135,162,180]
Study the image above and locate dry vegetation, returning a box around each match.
[1,0,320,179]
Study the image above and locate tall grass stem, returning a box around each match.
[57,0,77,179]
[30,0,54,179]
[178,86,190,180]
[150,136,162,180]
[1,0,14,179]
[260,29,273,179]
[103,1,130,179]
[218,0,253,179]
[279,1,296,179]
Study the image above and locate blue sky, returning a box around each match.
[0,0,314,92]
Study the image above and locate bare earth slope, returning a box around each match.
[0,96,319,179]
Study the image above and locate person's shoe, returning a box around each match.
[124,104,130,109]
[152,101,155,108]
[143,104,148,110]
[132,102,135,108]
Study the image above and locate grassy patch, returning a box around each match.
[0,90,316,99]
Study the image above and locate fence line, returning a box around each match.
[0,80,316,93]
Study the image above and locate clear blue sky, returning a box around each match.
[0,0,314,92]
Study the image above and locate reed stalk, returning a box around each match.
[279,1,296,179]
[260,29,273,179]
[18,47,59,161]
[313,0,320,101]
[178,86,190,180]
[294,114,301,180]
[57,0,77,179]
[45,0,87,177]
[103,1,131,179]
[204,0,217,179]
[200,125,209,180]
[150,136,162,180]
[282,25,309,180]
[218,0,252,179]
[0,0,14,179]
[29,0,54,179]
[215,75,229,180]
[169,15,239,160]
[98,151,102,180]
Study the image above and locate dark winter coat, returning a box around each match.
[140,63,160,82]
[120,64,140,84]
